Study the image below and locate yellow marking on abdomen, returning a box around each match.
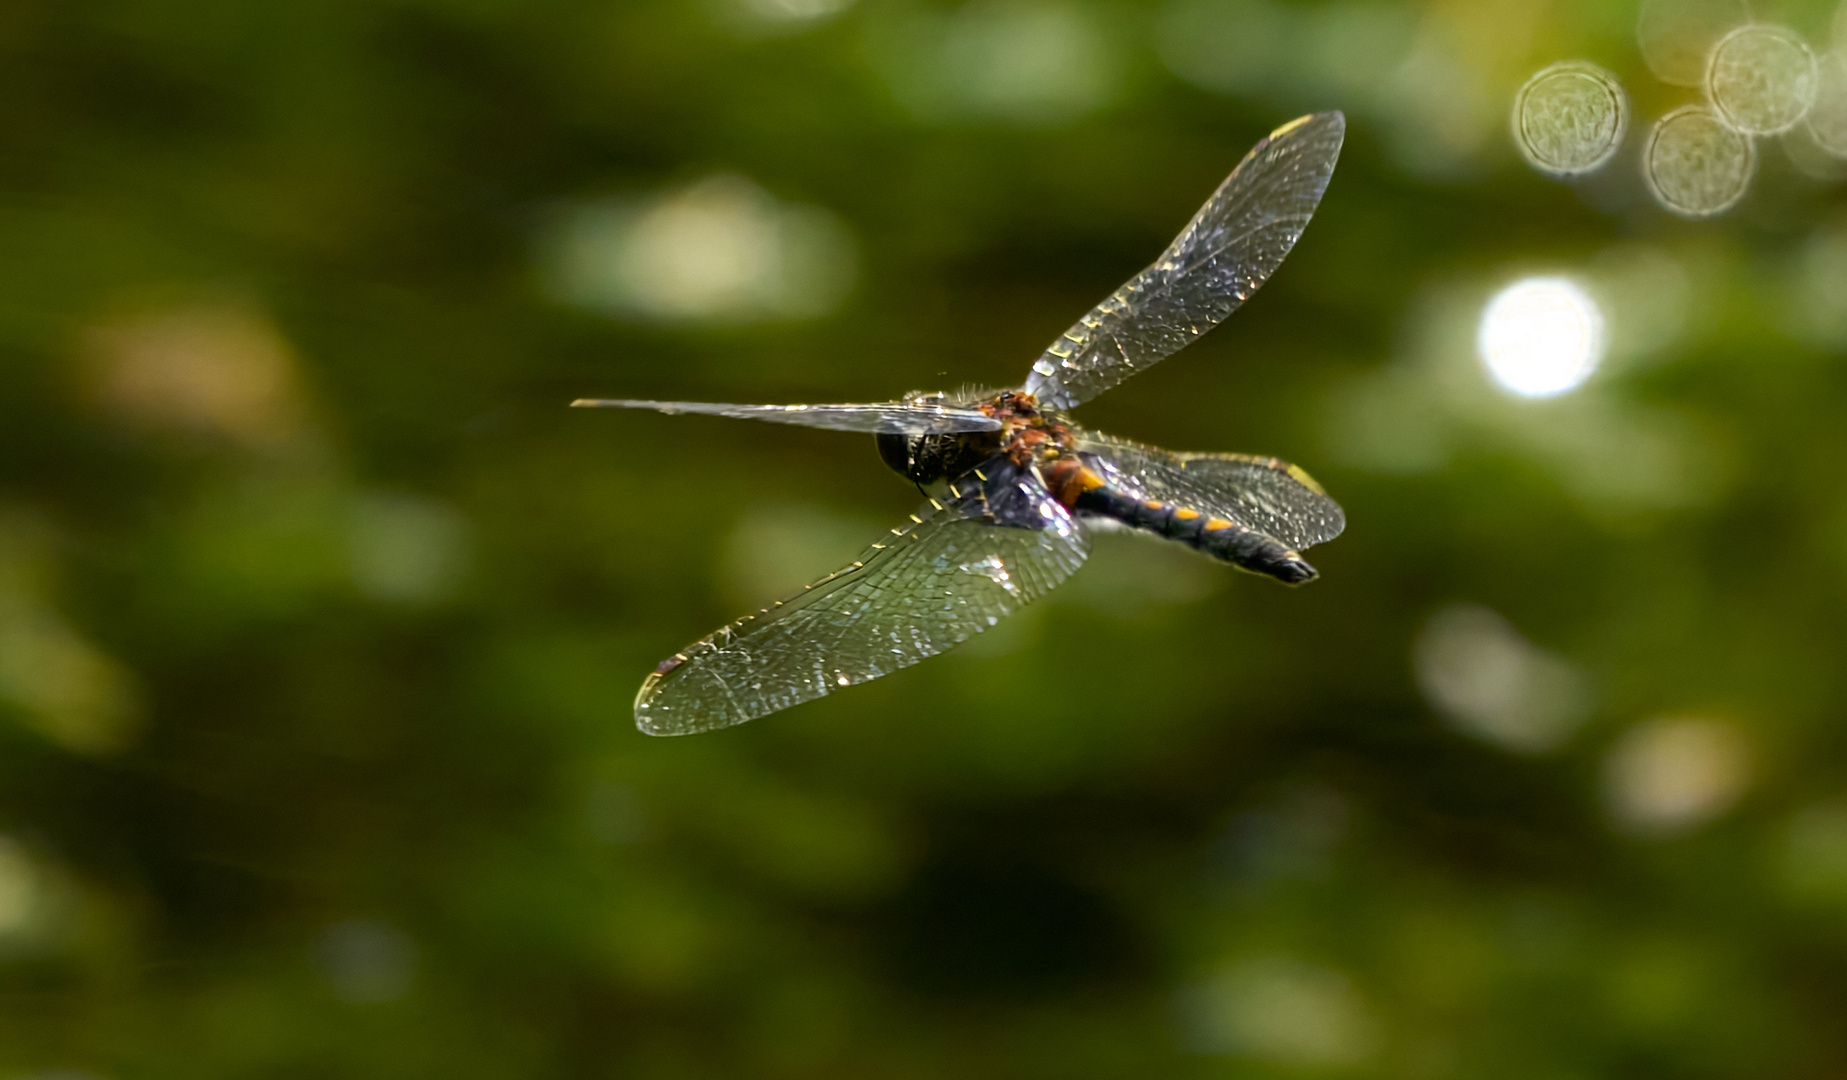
[1144,500,1165,510]
[1174,508,1200,521]
[1205,518,1234,531]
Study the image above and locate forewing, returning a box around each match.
[635,462,1089,735]
[571,398,1001,435]
[1079,431,1344,551]
[1024,112,1344,410]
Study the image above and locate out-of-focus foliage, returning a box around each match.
[4,0,1847,1076]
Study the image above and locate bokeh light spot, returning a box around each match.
[1787,220,1847,347]
[315,919,416,1004]
[1476,277,1604,398]
[1605,718,1750,835]
[1513,62,1628,176]
[1176,958,1375,1065]
[0,527,143,756]
[0,837,40,935]
[942,0,1115,126]
[1643,105,1756,218]
[1803,50,1847,156]
[737,0,854,26]
[347,492,470,606]
[544,175,856,324]
[1414,604,1591,754]
[1706,23,1818,135]
[85,304,312,450]
[1783,120,1847,181]
[1155,0,1289,98]
[1637,0,1749,87]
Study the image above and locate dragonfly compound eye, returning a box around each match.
[876,432,991,484]
[875,432,925,479]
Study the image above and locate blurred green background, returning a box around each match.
[6,0,1847,1076]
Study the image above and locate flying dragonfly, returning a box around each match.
[576,112,1347,736]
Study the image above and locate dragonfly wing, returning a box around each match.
[635,460,1089,735]
[1078,431,1344,552]
[571,398,1002,435]
[1024,112,1344,410]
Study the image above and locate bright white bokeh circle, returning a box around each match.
[1477,277,1605,398]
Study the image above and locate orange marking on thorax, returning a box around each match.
[1044,460,1107,507]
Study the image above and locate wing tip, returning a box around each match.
[633,675,670,735]
[633,697,698,737]
[1285,462,1330,496]
[1269,111,1345,141]
[633,669,764,736]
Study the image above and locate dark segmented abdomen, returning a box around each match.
[1072,482,1317,584]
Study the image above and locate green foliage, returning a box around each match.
[1,0,1845,1076]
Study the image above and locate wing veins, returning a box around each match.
[1022,112,1343,410]
[634,463,1090,735]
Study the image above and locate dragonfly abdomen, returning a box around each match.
[1072,482,1317,585]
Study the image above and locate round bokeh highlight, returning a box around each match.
[1477,277,1605,399]
[1706,23,1818,135]
[1644,105,1757,218]
[1805,49,1847,156]
[1513,62,1629,177]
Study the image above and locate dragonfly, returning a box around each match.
[576,112,1347,736]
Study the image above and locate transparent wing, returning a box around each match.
[570,398,1001,435]
[1024,112,1345,411]
[635,462,1089,736]
[1079,431,1345,552]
